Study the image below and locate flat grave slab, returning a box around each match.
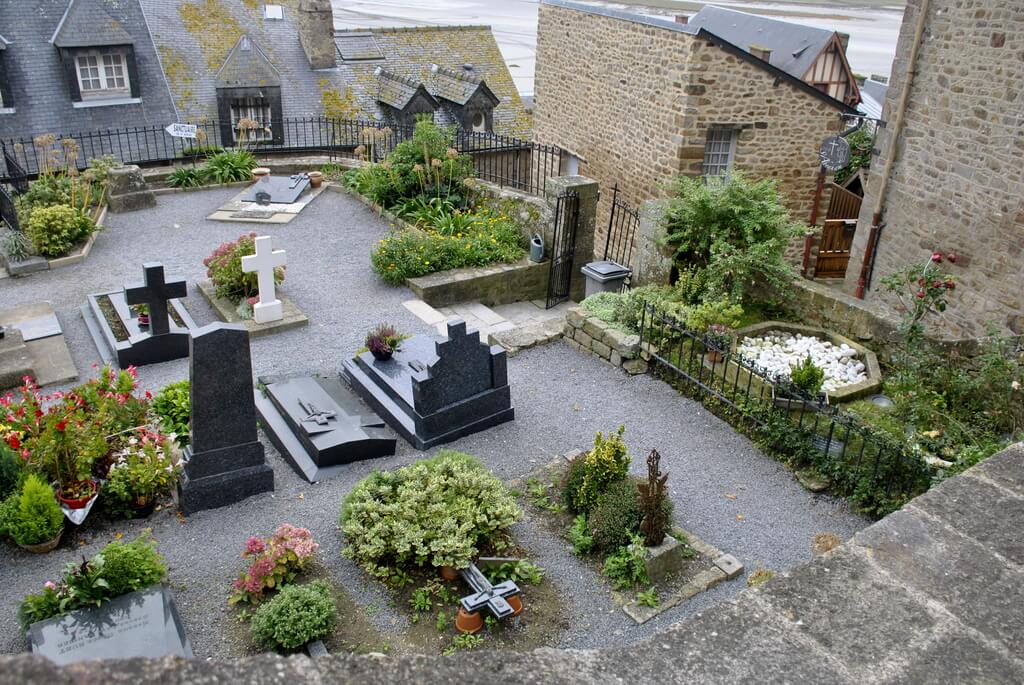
[240,174,310,204]
[341,319,514,450]
[27,584,192,665]
[197,280,308,338]
[207,176,325,224]
[0,302,77,389]
[256,374,396,483]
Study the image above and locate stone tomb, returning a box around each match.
[255,375,396,482]
[207,174,325,224]
[81,262,197,368]
[341,319,514,450]
[27,584,191,665]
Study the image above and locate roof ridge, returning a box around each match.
[335,24,492,35]
[376,67,424,89]
[431,64,484,85]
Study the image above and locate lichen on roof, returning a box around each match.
[178,0,245,70]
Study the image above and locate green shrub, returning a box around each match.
[203,232,284,303]
[684,299,744,332]
[167,166,206,189]
[663,172,801,303]
[18,532,167,628]
[580,292,624,327]
[568,513,594,555]
[203,149,256,184]
[152,380,190,447]
[8,475,64,546]
[588,477,673,554]
[0,493,19,539]
[571,426,631,513]
[340,451,521,579]
[791,356,825,395]
[250,581,337,651]
[602,535,649,590]
[0,443,22,499]
[560,454,588,511]
[24,205,95,257]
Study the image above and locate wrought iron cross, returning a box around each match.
[124,263,187,337]
[458,563,520,619]
[298,398,337,427]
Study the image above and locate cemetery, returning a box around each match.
[0,125,1019,670]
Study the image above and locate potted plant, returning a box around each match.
[104,428,181,519]
[774,356,827,409]
[35,406,105,510]
[307,170,323,189]
[132,303,150,327]
[704,324,732,363]
[364,324,404,362]
[8,475,65,553]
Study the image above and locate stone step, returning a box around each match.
[404,297,571,353]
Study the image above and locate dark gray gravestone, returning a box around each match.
[255,375,396,482]
[27,584,192,665]
[241,174,310,204]
[125,263,186,337]
[178,323,273,515]
[341,319,514,449]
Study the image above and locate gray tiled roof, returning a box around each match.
[375,69,432,110]
[51,0,134,47]
[687,5,834,81]
[0,34,9,49]
[334,33,384,61]
[431,65,497,107]
[215,35,280,88]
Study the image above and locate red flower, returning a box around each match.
[931,252,943,263]
[145,391,153,400]
[945,281,956,290]
[931,280,943,289]
[947,252,957,263]
[916,291,926,299]
[55,419,68,432]
[917,278,926,286]
[6,436,19,450]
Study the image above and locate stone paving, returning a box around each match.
[0,187,869,657]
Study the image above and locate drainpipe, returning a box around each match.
[855,0,930,298]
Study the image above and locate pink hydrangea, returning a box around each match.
[245,536,266,555]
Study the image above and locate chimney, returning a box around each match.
[297,0,336,70]
[675,15,689,24]
[749,44,772,62]
[836,32,850,54]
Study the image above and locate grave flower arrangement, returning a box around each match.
[230,524,320,604]
[104,428,181,518]
[364,323,406,361]
[204,232,285,305]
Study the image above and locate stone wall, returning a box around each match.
[533,0,846,265]
[843,0,1024,337]
[563,306,648,374]
[406,258,549,308]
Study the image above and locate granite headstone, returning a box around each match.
[178,323,274,514]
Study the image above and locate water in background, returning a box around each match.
[331,0,905,96]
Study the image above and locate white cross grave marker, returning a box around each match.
[241,236,286,324]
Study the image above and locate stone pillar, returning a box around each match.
[297,0,337,70]
[106,165,156,213]
[544,175,599,303]
[178,323,274,515]
[631,199,674,287]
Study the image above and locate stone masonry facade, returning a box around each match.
[843,0,1024,336]
[533,0,847,266]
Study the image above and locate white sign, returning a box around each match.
[165,123,198,139]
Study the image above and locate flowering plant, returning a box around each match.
[229,524,319,604]
[104,428,181,516]
[881,250,957,347]
[364,323,405,360]
[704,323,733,351]
[203,232,284,304]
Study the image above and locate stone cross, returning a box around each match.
[125,262,187,337]
[458,563,520,619]
[240,236,286,324]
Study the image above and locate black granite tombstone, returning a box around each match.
[178,323,274,514]
[27,584,192,665]
[255,375,397,482]
[341,319,514,449]
[81,262,196,368]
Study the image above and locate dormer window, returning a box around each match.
[75,49,129,98]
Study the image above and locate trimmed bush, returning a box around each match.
[25,205,95,257]
[560,454,588,511]
[0,442,22,499]
[570,426,631,513]
[250,581,337,651]
[8,475,63,546]
[340,451,521,578]
[588,477,674,554]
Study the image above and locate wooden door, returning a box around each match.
[814,184,862,278]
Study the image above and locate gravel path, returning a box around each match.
[0,187,869,656]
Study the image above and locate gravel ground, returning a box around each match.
[0,187,869,656]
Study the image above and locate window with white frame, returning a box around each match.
[75,50,129,98]
[230,97,273,142]
[702,127,738,177]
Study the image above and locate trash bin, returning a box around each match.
[529,234,544,262]
[581,260,632,298]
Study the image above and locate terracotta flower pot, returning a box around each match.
[18,528,64,554]
[455,608,483,634]
[705,350,725,364]
[308,171,323,188]
[439,565,459,582]
[507,594,524,617]
[58,480,98,510]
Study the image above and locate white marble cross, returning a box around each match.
[241,235,286,324]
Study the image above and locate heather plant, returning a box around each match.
[570,426,631,512]
[340,451,520,579]
[230,524,320,604]
[364,324,404,359]
[250,581,337,651]
[204,232,284,304]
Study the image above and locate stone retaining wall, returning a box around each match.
[563,306,647,374]
[406,258,549,308]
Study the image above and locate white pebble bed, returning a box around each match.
[737,331,867,393]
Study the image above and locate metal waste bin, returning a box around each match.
[529,233,544,262]
[581,260,632,297]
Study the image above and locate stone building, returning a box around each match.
[842,0,1023,337]
[0,0,530,147]
[533,0,857,261]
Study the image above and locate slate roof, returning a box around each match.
[215,34,280,89]
[431,65,498,107]
[858,78,888,120]
[0,35,9,49]
[687,5,834,81]
[334,33,384,61]
[51,0,134,47]
[375,69,434,110]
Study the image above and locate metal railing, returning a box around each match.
[0,117,564,196]
[638,304,931,509]
[603,183,640,275]
[0,183,18,232]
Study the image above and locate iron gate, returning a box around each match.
[2,145,28,195]
[546,189,580,308]
[0,183,18,232]
[603,184,640,272]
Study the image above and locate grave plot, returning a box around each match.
[81,262,197,368]
[342,319,514,450]
[0,302,77,389]
[207,173,326,224]
[518,432,743,625]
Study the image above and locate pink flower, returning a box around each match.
[947,252,957,264]
[930,252,943,263]
[245,536,266,555]
[916,291,926,299]
[44,581,56,590]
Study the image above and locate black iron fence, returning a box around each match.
[0,118,564,196]
[0,183,18,231]
[2,146,28,195]
[638,304,930,512]
[603,184,640,270]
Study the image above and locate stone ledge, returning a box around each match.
[197,281,308,338]
[406,257,547,308]
[3,206,105,277]
[564,307,646,374]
